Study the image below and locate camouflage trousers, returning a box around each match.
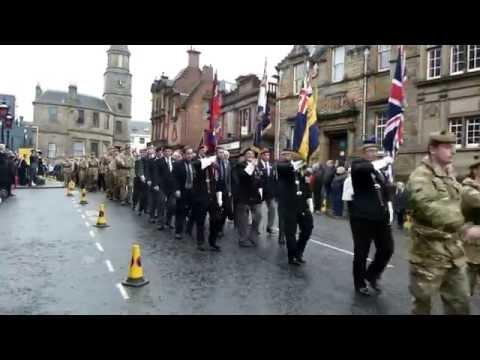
[409,263,470,315]
[467,263,480,296]
[64,172,73,187]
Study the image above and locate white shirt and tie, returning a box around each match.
[262,160,271,177]
[166,157,173,172]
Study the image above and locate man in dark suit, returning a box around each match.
[349,140,394,296]
[190,152,221,252]
[156,146,176,231]
[172,147,194,240]
[276,149,314,266]
[145,147,160,224]
[235,147,263,247]
[133,148,147,215]
[258,148,277,234]
[214,147,232,238]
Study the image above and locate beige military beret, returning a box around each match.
[429,130,457,145]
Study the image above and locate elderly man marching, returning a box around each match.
[62,156,74,187]
[461,155,480,296]
[407,130,480,314]
[87,153,99,192]
[115,144,133,206]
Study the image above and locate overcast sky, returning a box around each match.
[0,45,293,123]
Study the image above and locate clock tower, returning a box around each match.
[104,45,132,146]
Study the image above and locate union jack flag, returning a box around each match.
[383,45,407,157]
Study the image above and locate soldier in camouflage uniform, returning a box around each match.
[115,146,131,206]
[62,157,74,187]
[87,153,99,192]
[124,145,136,206]
[106,147,118,200]
[98,151,109,192]
[78,156,89,190]
[407,130,480,314]
[461,155,480,296]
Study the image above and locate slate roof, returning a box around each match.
[35,90,111,112]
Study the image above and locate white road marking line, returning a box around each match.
[95,242,104,252]
[85,221,90,228]
[89,230,95,238]
[310,238,394,269]
[105,260,115,272]
[116,283,129,300]
[81,214,85,219]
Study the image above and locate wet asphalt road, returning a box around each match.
[2,188,480,315]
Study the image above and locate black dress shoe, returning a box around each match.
[120,201,127,206]
[356,287,374,296]
[175,233,182,240]
[149,218,156,224]
[278,239,286,246]
[249,239,257,247]
[218,232,224,238]
[296,257,306,264]
[138,211,142,216]
[197,245,206,251]
[366,278,382,293]
[288,259,301,266]
[209,245,221,252]
[239,241,253,248]
[157,225,165,231]
[168,224,175,230]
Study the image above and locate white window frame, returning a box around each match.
[93,112,99,128]
[427,47,442,80]
[48,143,56,159]
[449,118,464,149]
[115,120,122,134]
[467,45,480,72]
[293,62,306,95]
[118,55,123,68]
[466,116,480,148]
[378,45,391,72]
[225,111,235,137]
[104,114,110,130]
[375,111,388,149]
[139,137,145,145]
[73,142,85,157]
[450,45,466,75]
[332,46,345,83]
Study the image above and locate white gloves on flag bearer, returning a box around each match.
[388,201,394,225]
[244,159,257,176]
[307,198,314,214]
[140,175,146,183]
[201,155,217,170]
[216,192,222,207]
[372,155,394,171]
[291,160,304,171]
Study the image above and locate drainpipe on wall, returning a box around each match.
[362,47,370,140]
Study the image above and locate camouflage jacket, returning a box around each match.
[461,177,480,264]
[79,159,89,170]
[124,153,135,178]
[407,156,468,268]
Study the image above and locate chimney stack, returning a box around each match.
[68,84,77,98]
[187,48,200,68]
[35,84,42,100]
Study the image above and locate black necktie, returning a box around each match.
[186,162,192,189]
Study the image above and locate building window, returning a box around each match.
[293,62,306,95]
[451,45,466,75]
[48,143,56,159]
[427,47,442,80]
[240,108,251,135]
[115,121,122,134]
[332,46,345,83]
[466,116,480,148]
[203,101,209,120]
[378,45,391,72]
[117,102,123,111]
[48,106,57,122]
[77,109,85,125]
[224,111,236,138]
[375,111,388,148]
[91,142,99,157]
[449,118,464,148]
[468,45,480,72]
[73,142,85,157]
[139,137,145,144]
[93,112,99,128]
[105,115,110,130]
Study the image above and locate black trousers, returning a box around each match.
[396,210,405,229]
[158,190,176,226]
[97,174,106,191]
[148,187,161,220]
[175,189,193,235]
[313,184,323,211]
[349,218,394,290]
[191,198,221,246]
[133,177,148,212]
[278,201,285,242]
[284,210,314,261]
[218,192,232,233]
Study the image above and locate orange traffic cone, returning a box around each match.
[122,244,149,287]
[94,203,109,228]
[79,188,88,205]
[66,180,75,197]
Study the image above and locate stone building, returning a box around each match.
[129,121,151,151]
[276,45,480,178]
[33,45,132,160]
[150,49,214,149]
[220,74,277,157]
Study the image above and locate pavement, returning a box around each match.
[1,188,480,315]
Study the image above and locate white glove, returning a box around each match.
[258,188,263,199]
[200,155,217,170]
[140,175,146,183]
[388,201,394,225]
[307,198,314,213]
[175,190,181,199]
[244,162,255,176]
[154,185,159,191]
[291,160,304,171]
[147,180,152,186]
[372,156,394,171]
[216,192,223,207]
[342,176,354,201]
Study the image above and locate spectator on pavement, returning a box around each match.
[29,150,39,186]
[323,160,336,212]
[312,162,325,214]
[18,155,28,186]
[393,181,408,230]
[331,166,348,217]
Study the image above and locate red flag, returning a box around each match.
[206,72,222,153]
